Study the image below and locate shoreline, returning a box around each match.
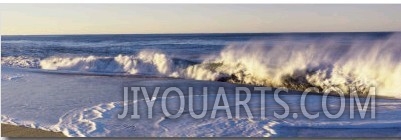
[1,124,66,137]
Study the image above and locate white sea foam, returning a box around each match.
[1,56,40,68]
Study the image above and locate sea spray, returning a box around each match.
[202,34,401,97]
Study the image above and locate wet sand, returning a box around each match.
[1,124,66,137]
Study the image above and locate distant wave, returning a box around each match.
[1,39,226,48]
[1,56,41,68]
[2,34,401,97]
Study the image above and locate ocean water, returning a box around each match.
[2,33,401,137]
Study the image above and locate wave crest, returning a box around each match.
[38,51,177,75]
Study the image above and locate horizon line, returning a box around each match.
[2,31,400,36]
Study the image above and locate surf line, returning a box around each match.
[117,86,376,120]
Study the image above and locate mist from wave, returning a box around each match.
[201,34,401,98]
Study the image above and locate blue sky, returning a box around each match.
[1,4,400,35]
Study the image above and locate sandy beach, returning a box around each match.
[1,124,66,137]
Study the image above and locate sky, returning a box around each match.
[1,4,401,35]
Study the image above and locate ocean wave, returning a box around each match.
[37,50,204,77]
[1,56,40,68]
[2,34,401,97]
[204,34,401,97]
[1,39,226,48]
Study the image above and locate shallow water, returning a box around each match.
[2,66,401,137]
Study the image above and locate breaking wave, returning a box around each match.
[205,34,401,97]
[1,56,41,68]
[2,34,401,97]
